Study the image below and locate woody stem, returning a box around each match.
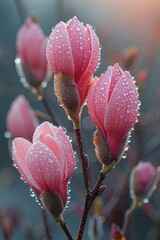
[74,127,90,192]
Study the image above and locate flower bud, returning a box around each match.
[6,95,38,141]
[46,16,100,122]
[122,46,138,71]
[130,162,157,205]
[16,17,49,88]
[88,64,139,165]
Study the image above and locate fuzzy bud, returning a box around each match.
[54,72,80,123]
[93,129,111,166]
[40,191,64,219]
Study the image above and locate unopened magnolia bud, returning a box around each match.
[54,72,80,123]
[93,129,111,165]
[130,162,157,206]
[97,186,107,196]
[21,62,42,88]
[122,46,138,71]
[40,190,64,220]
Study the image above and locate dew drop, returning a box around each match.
[122,153,127,159]
[48,158,53,163]
[4,131,11,139]
[30,188,35,197]
[143,198,149,204]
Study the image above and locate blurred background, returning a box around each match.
[1,0,160,239]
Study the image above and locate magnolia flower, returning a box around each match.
[6,95,38,141]
[88,64,139,166]
[16,17,49,88]
[46,16,100,123]
[12,122,75,219]
[130,162,159,205]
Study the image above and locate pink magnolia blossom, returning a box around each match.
[130,162,156,200]
[16,18,48,87]
[87,63,139,163]
[12,122,75,214]
[6,95,38,141]
[46,16,100,110]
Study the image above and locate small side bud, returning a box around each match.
[84,154,89,168]
[122,46,138,71]
[129,162,158,208]
[54,72,80,123]
[93,129,111,165]
[40,190,64,221]
[97,186,107,196]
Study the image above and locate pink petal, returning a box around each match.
[17,18,47,69]
[138,162,156,193]
[55,127,75,181]
[6,95,38,141]
[90,67,113,131]
[108,63,123,102]
[32,121,57,143]
[104,71,138,158]
[12,138,41,192]
[66,16,90,82]
[87,77,102,130]
[26,141,63,193]
[24,26,46,67]
[59,180,69,206]
[77,24,100,104]
[46,22,74,77]
[42,134,65,172]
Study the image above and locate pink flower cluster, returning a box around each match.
[12,16,140,221]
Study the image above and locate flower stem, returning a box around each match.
[14,0,27,23]
[42,209,52,240]
[122,208,135,235]
[74,127,90,192]
[77,163,115,240]
[77,192,94,240]
[59,221,73,240]
[37,87,63,126]
[122,197,139,235]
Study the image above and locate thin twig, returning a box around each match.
[59,222,73,240]
[14,0,27,23]
[77,168,113,240]
[122,208,134,235]
[37,87,63,126]
[74,128,90,192]
[76,193,94,240]
[42,209,52,240]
